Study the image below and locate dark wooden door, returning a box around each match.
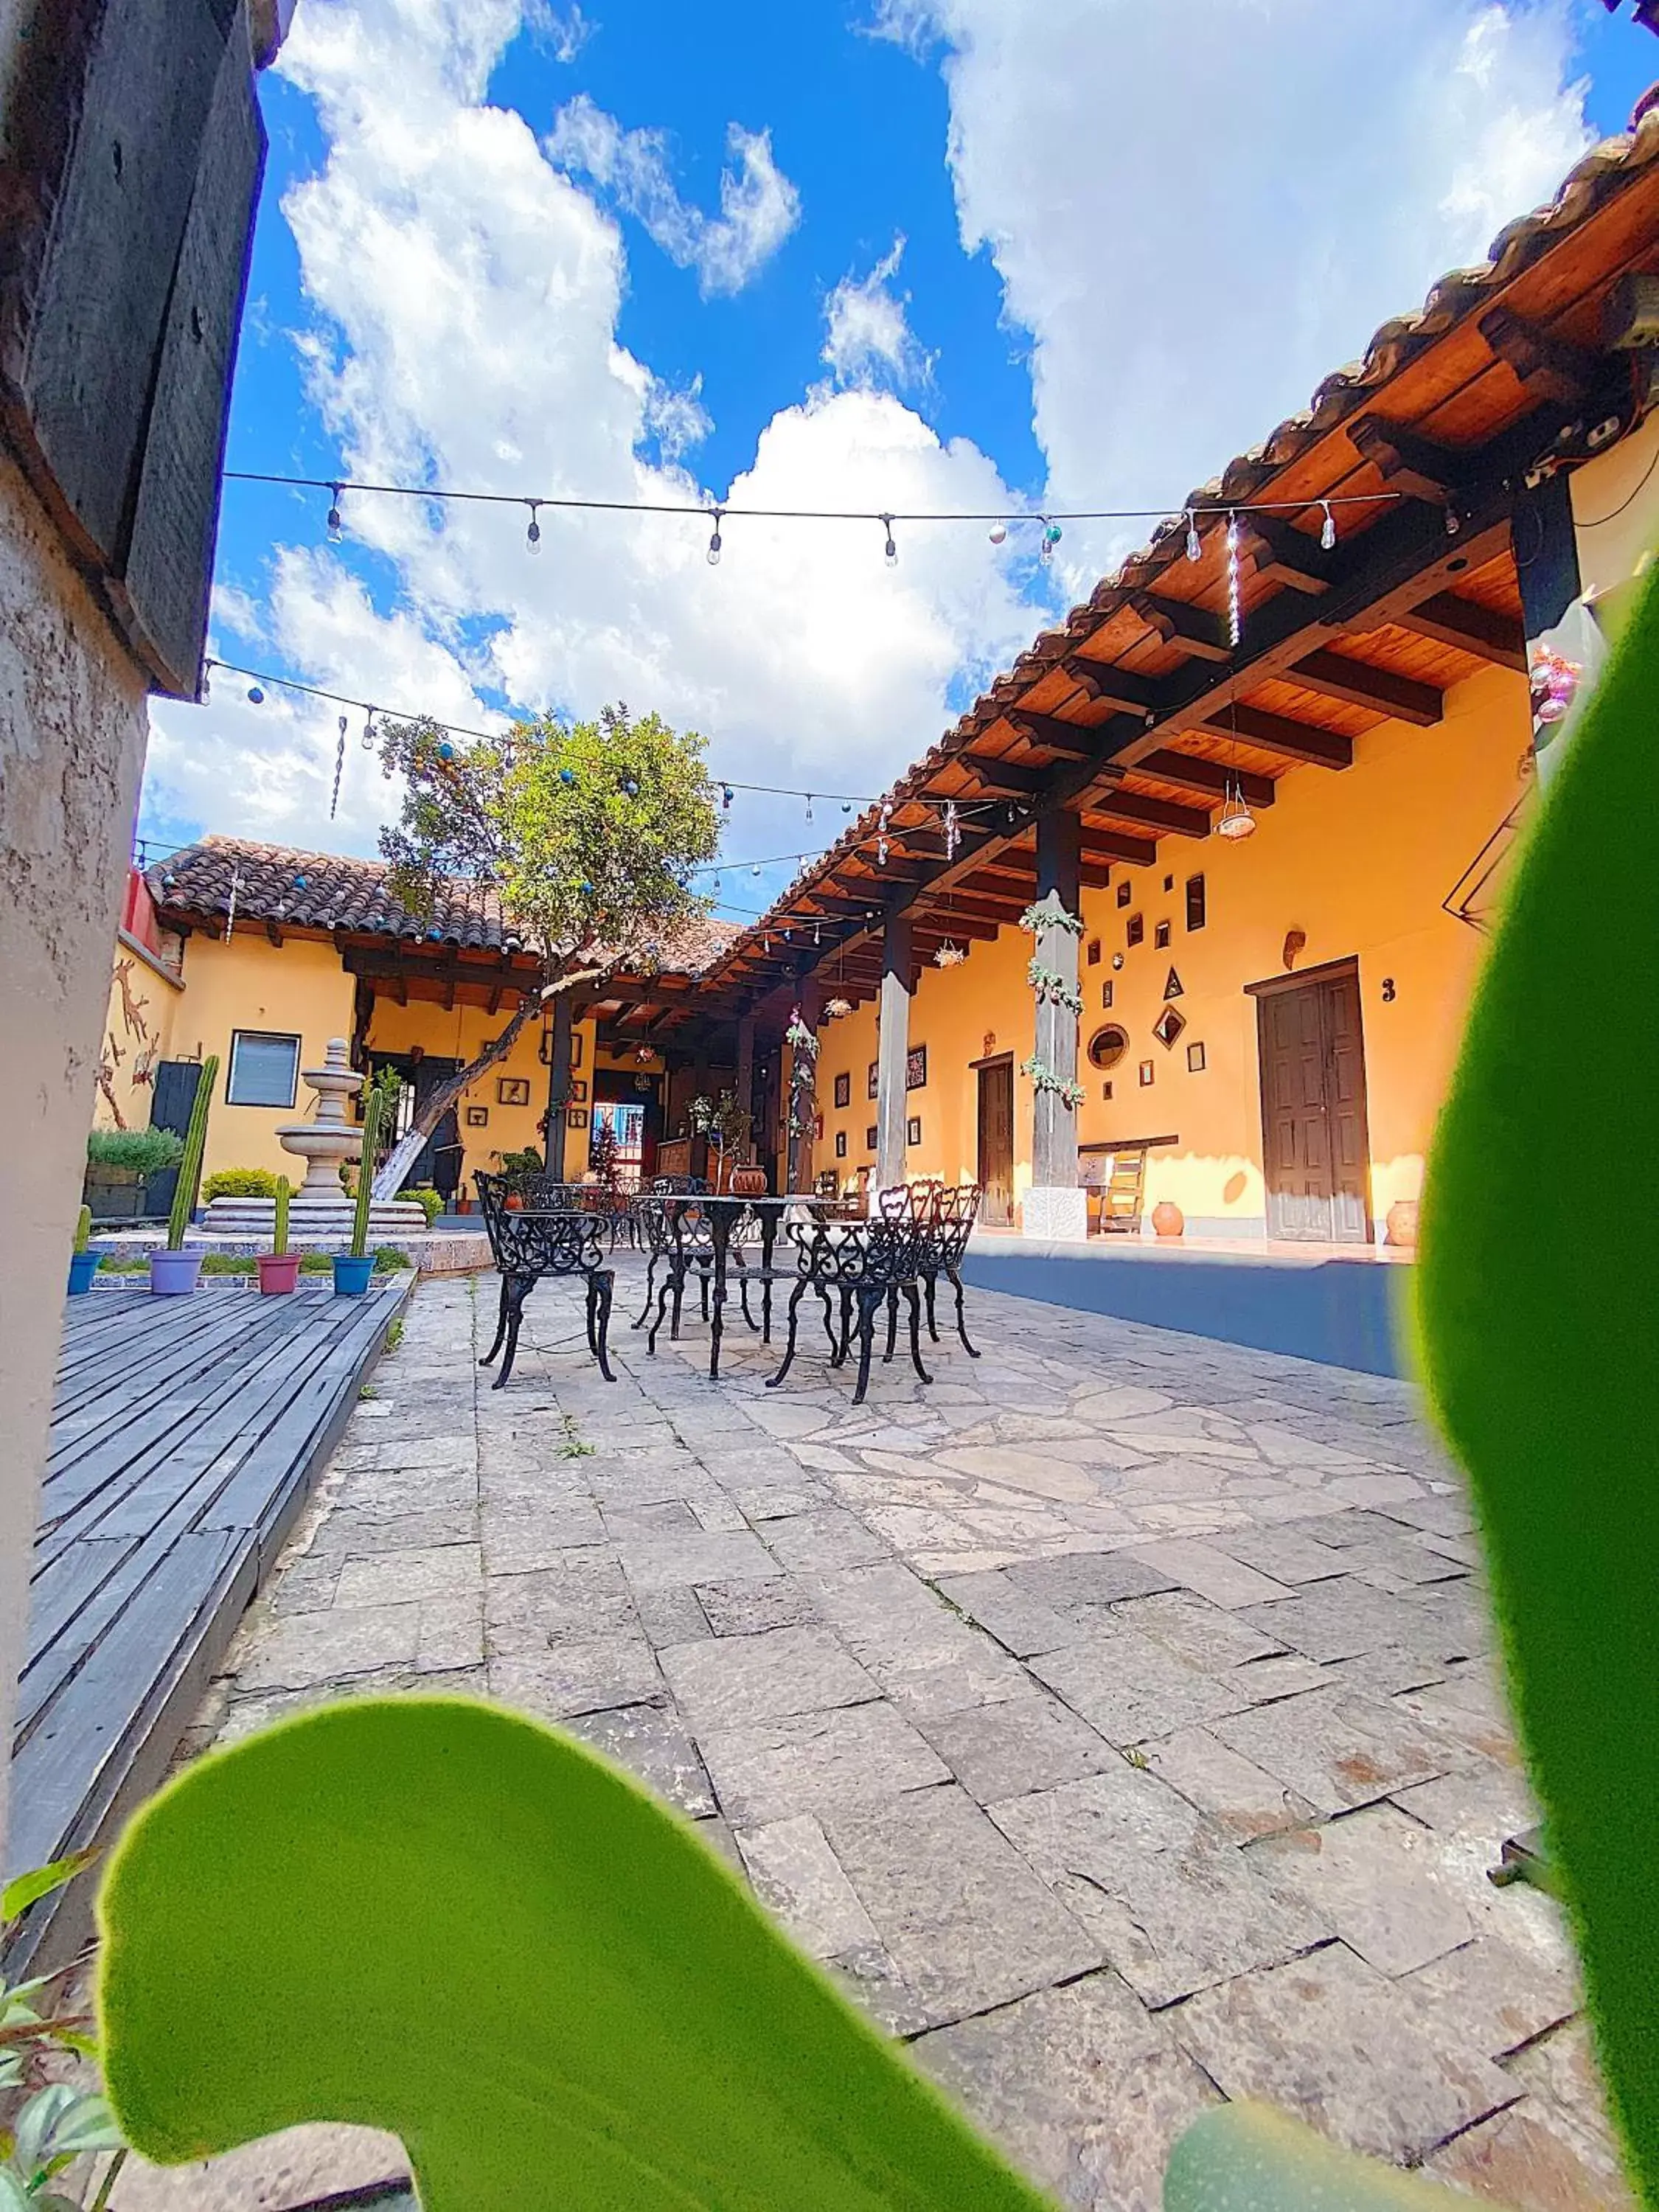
[1256,971,1371,1243]
[977,1060,1015,1227]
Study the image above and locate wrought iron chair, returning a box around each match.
[767,1189,932,1405]
[643,1192,762,1351]
[631,1177,712,1329]
[474,1171,616,1387]
[916,1180,982,1359]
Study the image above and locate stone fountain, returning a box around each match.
[202,1038,428,1242]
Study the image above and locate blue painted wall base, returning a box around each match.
[961,1240,1410,1377]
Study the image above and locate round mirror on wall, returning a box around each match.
[1087,1025,1130,1071]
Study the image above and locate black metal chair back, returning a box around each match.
[473,1172,616,1387]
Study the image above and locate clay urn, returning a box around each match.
[1151,1200,1185,1239]
[1385,1198,1419,1249]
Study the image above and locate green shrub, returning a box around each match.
[87,1127,184,1177]
[202,1169,290,1202]
[372,1247,411,1271]
[299,1253,333,1273]
[199,1254,257,1276]
[500,1147,543,1179]
[399,1186,443,1227]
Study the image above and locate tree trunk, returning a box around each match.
[372,966,601,1200]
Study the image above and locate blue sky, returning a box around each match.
[142,0,1658,922]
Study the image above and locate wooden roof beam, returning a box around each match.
[1126,591,1232,662]
[1478,305,1601,408]
[1087,789,1211,838]
[1135,748,1276,809]
[1391,591,1527,671]
[1189,706,1354,769]
[1061,659,1161,715]
[954,755,1050,796]
[1003,708,1117,758]
[1346,417,1470,505]
[1285,647,1443,726]
[1245,515,1334,594]
[1079,830,1158,867]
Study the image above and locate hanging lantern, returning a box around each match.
[933,939,967,968]
[824,997,853,1020]
[1217,775,1256,841]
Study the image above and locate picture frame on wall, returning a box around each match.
[566,1107,588,1130]
[867,1060,879,1100]
[865,1125,878,1151]
[464,1105,488,1128]
[833,1071,851,1109]
[835,1130,847,1158]
[571,1079,588,1103]
[905,1044,927,1091]
[539,1030,584,1067]
[497,1077,531,1106]
[905,1115,922,1146]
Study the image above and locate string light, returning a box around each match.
[361,706,377,751]
[804,793,814,824]
[325,484,344,542]
[525,501,542,556]
[1185,509,1202,563]
[1040,518,1062,563]
[877,799,893,870]
[881,515,897,567]
[330,715,347,819]
[1320,500,1337,553]
[988,522,1007,545]
[944,800,960,860]
[1225,512,1243,650]
[707,509,724,567]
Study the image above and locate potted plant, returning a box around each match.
[692,1092,756,1192]
[333,1083,383,1295]
[85,1125,184,1222]
[149,1057,217,1295]
[67,1206,100,1295]
[257,1183,300,1296]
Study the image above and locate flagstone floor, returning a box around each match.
[192,1269,1629,2211]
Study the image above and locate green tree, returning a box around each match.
[371,705,719,1197]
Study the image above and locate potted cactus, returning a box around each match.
[67,1206,100,1295]
[149,1057,218,1295]
[257,1183,300,1296]
[333,1085,383,1296]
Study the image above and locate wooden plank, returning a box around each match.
[1391,591,1528,671]
[5,0,228,570]
[1125,592,1232,661]
[1285,648,1444,726]
[1085,790,1211,839]
[1134,749,1277,809]
[1189,706,1354,771]
[24,1539,136,1673]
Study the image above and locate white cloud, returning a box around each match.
[525,1,594,63]
[546,94,800,297]
[147,0,1034,882]
[822,237,933,392]
[885,0,1590,577]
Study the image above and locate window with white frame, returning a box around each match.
[226,1030,302,1108]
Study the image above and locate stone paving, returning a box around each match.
[192,1267,1631,2211]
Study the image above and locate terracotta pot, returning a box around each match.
[1151,1200,1185,1240]
[257,1253,302,1295]
[730,1167,769,1197]
[1385,1198,1419,1249]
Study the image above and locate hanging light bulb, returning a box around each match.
[1040,519,1062,563]
[988,521,1007,546]
[722,784,734,811]
[1320,500,1337,553]
[841,802,853,815]
[526,501,542,556]
[1217,773,1256,841]
[326,484,344,543]
[813,922,821,946]
[881,514,897,567]
[804,793,814,824]
[751,863,762,877]
[361,706,376,751]
[706,509,724,566]
[1185,509,1202,563]
[1225,512,1243,650]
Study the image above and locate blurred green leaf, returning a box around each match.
[1164,2103,1489,2208]
[14,2087,124,2174]
[99,1700,1054,2212]
[2,1852,97,1928]
[1419,554,1659,2199]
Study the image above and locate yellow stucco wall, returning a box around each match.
[1571,407,1659,602]
[815,659,1530,1237]
[170,931,358,1180]
[94,936,182,1134]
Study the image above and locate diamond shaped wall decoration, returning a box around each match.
[1152,1005,1186,1050]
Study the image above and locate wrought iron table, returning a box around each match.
[641,1192,818,1380]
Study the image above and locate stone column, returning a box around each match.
[543,995,573,1178]
[1023,811,1087,1240]
[875,908,914,1195]
[785,978,824,1194]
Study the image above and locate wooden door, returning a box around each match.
[977,1060,1015,1227]
[1256,970,1371,1243]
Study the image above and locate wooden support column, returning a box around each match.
[735,1012,756,1168]
[543,995,572,1180]
[875,908,914,1196]
[785,976,824,1195]
[1026,811,1086,1239]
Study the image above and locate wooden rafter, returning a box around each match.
[1284,647,1443,726]
[1391,591,1527,670]
[1134,749,1276,808]
[1187,706,1354,770]
[1086,789,1211,838]
[1125,591,1232,661]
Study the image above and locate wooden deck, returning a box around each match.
[11,1279,409,1957]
